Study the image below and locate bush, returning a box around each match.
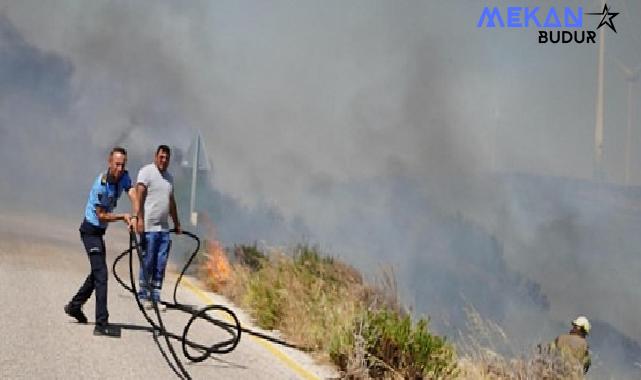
[234,243,266,271]
[332,308,458,379]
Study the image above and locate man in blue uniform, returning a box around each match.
[64,147,138,337]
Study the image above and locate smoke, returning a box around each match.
[0,12,81,211]
[2,0,641,377]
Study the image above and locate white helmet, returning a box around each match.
[572,316,591,334]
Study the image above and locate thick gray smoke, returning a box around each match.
[2,1,641,377]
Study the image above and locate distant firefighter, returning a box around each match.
[550,316,592,374]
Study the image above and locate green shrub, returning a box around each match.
[362,308,458,378]
[234,243,266,271]
[293,244,333,275]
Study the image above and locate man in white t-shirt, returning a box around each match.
[135,145,181,307]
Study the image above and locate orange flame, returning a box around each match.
[200,212,231,291]
[205,238,231,291]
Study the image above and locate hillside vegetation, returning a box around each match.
[198,244,584,379]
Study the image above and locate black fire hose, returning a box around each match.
[112,229,307,379]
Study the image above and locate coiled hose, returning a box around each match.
[112,229,304,379]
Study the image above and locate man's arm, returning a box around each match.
[127,187,138,230]
[169,192,181,234]
[136,183,147,234]
[96,206,131,225]
[583,348,591,374]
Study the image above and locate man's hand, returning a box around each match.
[174,223,182,234]
[136,217,144,234]
[123,213,133,229]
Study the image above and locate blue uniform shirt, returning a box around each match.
[83,171,132,229]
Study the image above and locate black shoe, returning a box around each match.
[93,324,121,338]
[64,304,88,324]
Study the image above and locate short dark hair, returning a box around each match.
[110,146,127,156]
[156,145,171,156]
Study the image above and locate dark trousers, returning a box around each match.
[69,233,109,325]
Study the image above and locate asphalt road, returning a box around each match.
[0,214,335,379]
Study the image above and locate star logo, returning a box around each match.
[586,3,620,33]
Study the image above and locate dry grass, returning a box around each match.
[216,245,368,355]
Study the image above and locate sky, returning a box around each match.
[1,0,641,376]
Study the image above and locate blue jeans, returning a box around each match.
[138,231,171,302]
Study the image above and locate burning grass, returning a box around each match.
[200,238,231,292]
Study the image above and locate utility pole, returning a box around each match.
[190,133,200,226]
[594,0,606,181]
[615,60,641,185]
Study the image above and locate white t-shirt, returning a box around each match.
[137,164,174,232]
